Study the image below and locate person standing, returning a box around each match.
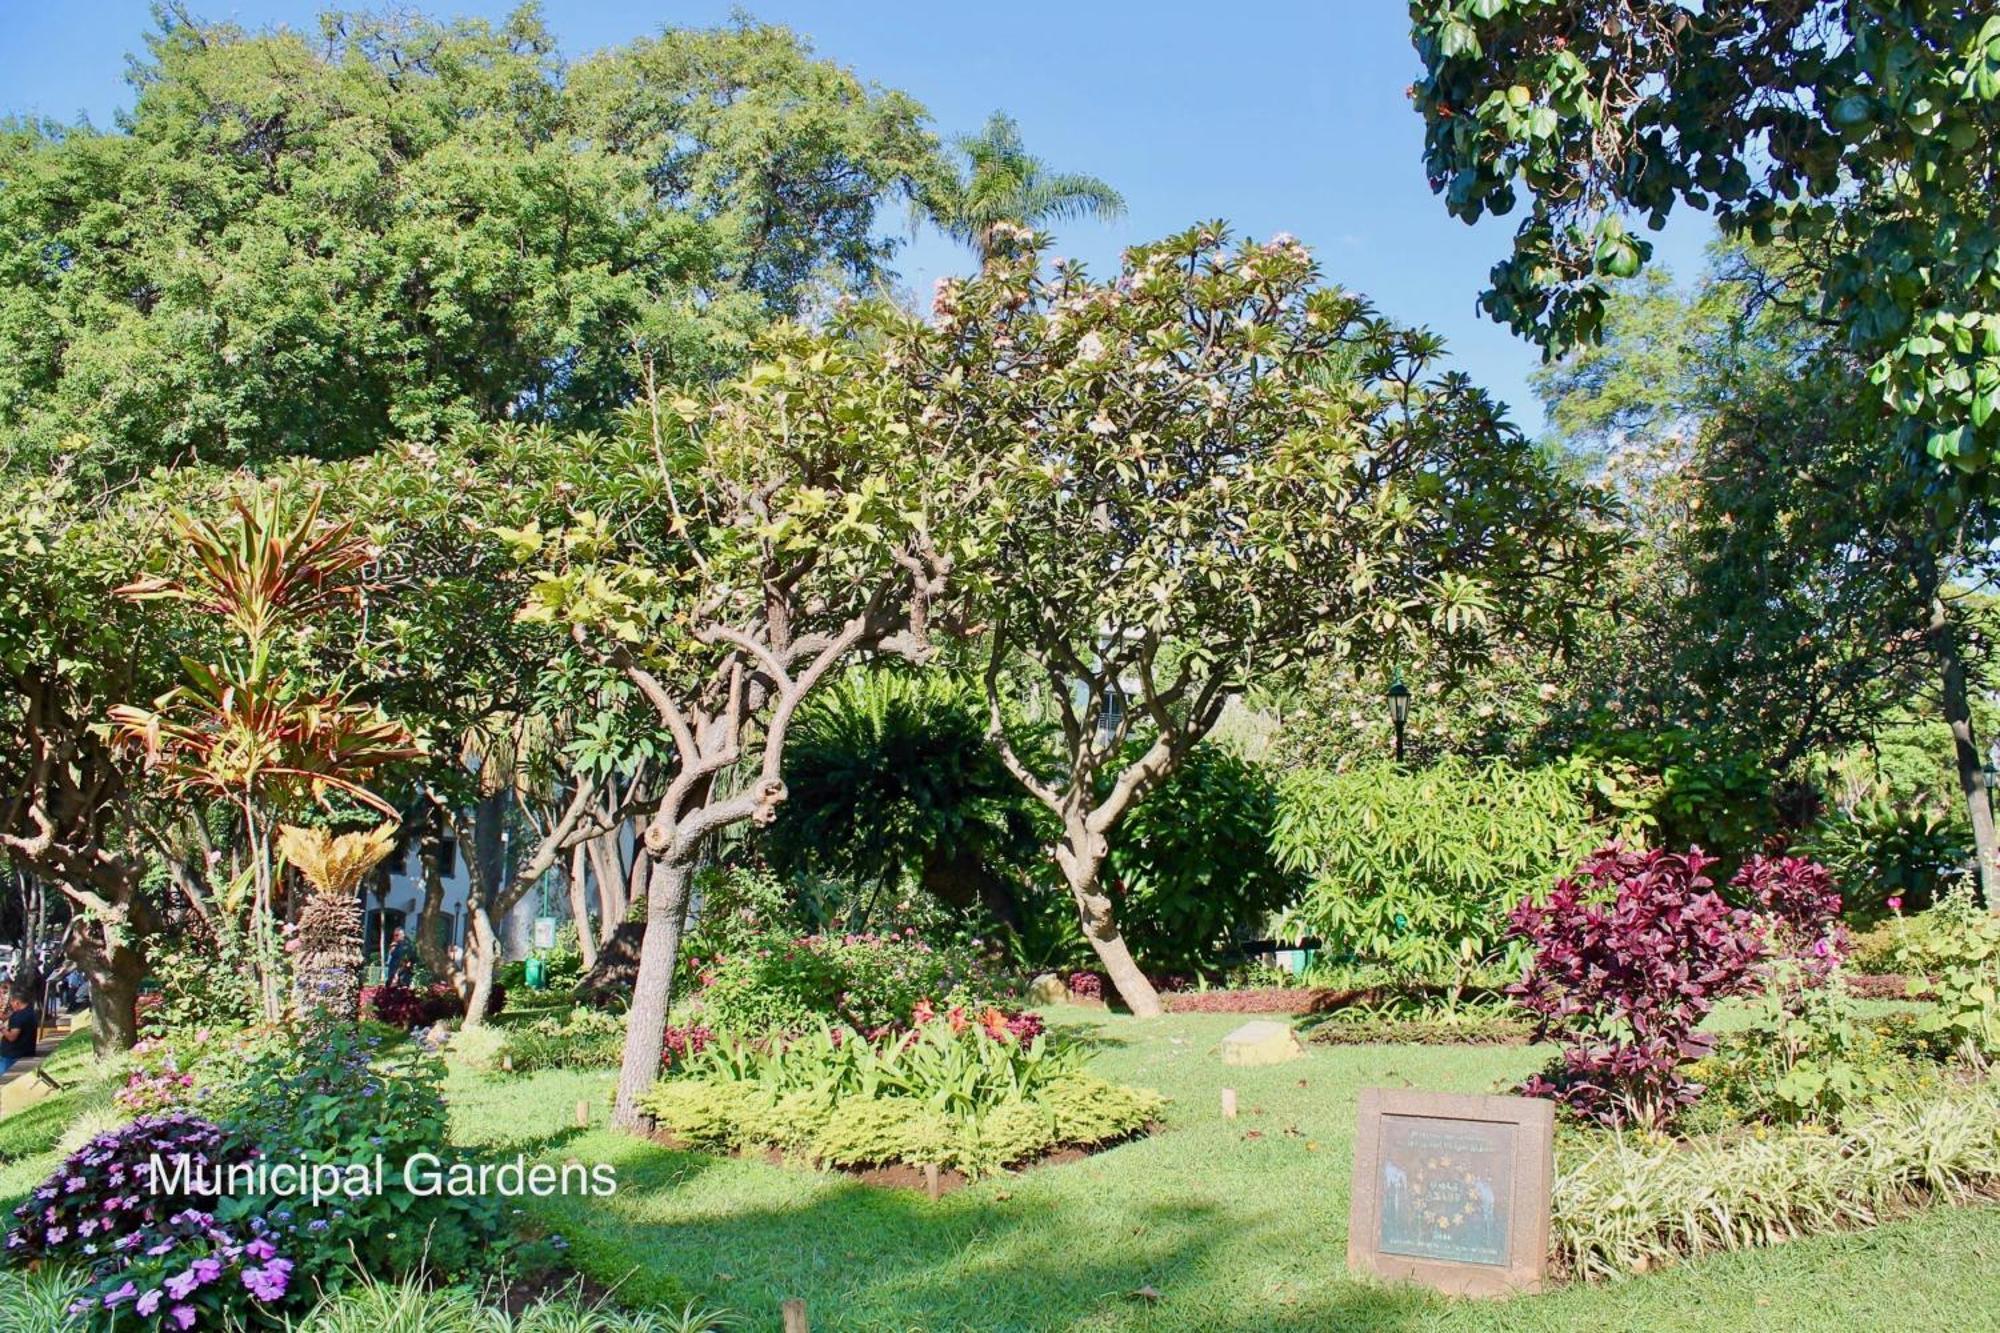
[384,927,415,988]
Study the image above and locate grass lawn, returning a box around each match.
[443,1009,2000,1332]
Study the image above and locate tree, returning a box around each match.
[1540,245,2000,898]
[508,316,977,1128]
[927,112,1124,262]
[914,224,1612,1015]
[1410,1,2000,470]
[0,4,945,484]
[0,484,161,1053]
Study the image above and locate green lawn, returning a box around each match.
[443,1010,2000,1332]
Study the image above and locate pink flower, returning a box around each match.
[1887,896,1904,913]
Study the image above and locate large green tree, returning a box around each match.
[0,4,943,485]
[1411,1,2000,471]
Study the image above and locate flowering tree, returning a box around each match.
[915,224,1614,1014]
[508,321,977,1128]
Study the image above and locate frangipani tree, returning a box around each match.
[914,224,1614,1015]
[509,317,978,1128]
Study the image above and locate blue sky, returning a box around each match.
[1,0,1714,432]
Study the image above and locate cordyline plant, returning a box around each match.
[1508,846,1765,1130]
[110,488,421,1023]
[902,222,1614,1015]
[507,327,982,1129]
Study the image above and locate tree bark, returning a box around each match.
[69,925,145,1057]
[1933,596,1999,907]
[460,898,500,1028]
[413,817,453,984]
[612,856,694,1130]
[1057,824,1161,1017]
[568,844,598,970]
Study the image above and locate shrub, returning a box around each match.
[143,924,266,1032]
[5,1112,236,1268]
[1273,757,1592,980]
[1508,846,1765,1130]
[640,1017,1160,1178]
[362,982,507,1028]
[1800,797,1967,923]
[1091,746,1301,974]
[687,928,1009,1037]
[1682,975,1946,1132]
[205,1026,508,1287]
[1894,883,2000,1060]
[500,1007,628,1074]
[1554,1079,2000,1281]
[1733,852,1845,975]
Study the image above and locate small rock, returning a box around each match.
[1027,972,1067,1006]
[1219,1020,1304,1067]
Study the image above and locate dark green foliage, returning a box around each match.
[760,671,1041,928]
[1802,799,1969,924]
[1094,746,1300,975]
[0,6,942,484]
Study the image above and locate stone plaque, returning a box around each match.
[1348,1089,1552,1297]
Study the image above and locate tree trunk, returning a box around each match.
[70,927,144,1057]
[1934,596,1999,907]
[413,818,452,984]
[612,855,694,1130]
[621,839,649,933]
[1058,826,1161,1017]
[460,898,500,1029]
[569,844,599,970]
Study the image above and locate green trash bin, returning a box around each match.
[524,956,547,990]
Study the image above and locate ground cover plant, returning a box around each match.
[640,1012,1153,1179]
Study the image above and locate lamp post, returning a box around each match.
[1387,673,1410,763]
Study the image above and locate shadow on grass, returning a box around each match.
[536,1137,1438,1332]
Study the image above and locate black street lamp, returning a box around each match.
[1387,673,1410,763]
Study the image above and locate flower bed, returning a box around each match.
[639,1014,1160,1179]
[361,982,507,1028]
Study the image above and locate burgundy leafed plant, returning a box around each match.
[1732,853,1846,980]
[1507,846,1765,1130]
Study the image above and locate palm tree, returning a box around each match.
[929,112,1124,263]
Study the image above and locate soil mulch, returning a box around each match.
[1845,971,1938,1001]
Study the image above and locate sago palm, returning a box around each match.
[280,822,399,1023]
[929,112,1123,262]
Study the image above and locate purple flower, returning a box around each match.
[242,1257,293,1302]
[169,1305,198,1330]
[137,1289,163,1317]
[101,1281,138,1309]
